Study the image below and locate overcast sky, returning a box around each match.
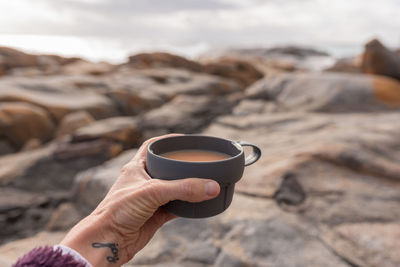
[0,0,399,62]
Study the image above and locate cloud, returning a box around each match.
[0,0,399,61]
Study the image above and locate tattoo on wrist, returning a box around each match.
[92,242,119,263]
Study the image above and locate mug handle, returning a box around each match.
[237,141,261,166]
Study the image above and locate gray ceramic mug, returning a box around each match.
[146,135,261,218]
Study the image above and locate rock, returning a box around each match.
[71,116,141,149]
[0,47,81,76]
[0,140,15,156]
[138,94,240,136]
[20,139,42,151]
[232,99,277,116]
[54,139,123,161]
[361,39,400,80]
[213,46,335,72]
[214,251,250,267]
[131,194,349,266]
[0,102,55,148]
[0,188,48,214]
[0,138,121,192]
[226,46,329,58]
[0,231,65,265]
[73,149,137,213]
[104,68,240,116]
[56,111,95,138]
[0,76,119,121]
[103,71,165,115]
[0,46,39,72]
[60,60,115,76]
[0,143,55,186]
[127,52,203,72]
[273,173,306,206]
[325,56,361,73]
[245,72,400,112]
[182,242,219,265]
[47,203,83,231]
[153,74,240,99]
[0,187,69,246]
[202,58,263,88]
[324,223,400,267]
[372,75,400,107]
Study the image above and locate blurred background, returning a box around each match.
[1,0,399,61]
[1,1,400,266]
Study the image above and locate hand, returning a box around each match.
[60,134,221,267]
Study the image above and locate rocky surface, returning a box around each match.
[0,102,55,148]
[245,72,400,112]
[361,39,400,81]
[1,41,400,266]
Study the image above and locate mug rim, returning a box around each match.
[147,134,244,165]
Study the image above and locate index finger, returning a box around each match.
[131,133,183,166]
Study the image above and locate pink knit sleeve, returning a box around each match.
[13,245,91,267]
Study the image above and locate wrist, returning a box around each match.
[60,214,128,267]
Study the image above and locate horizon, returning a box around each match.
[1,0,399,63]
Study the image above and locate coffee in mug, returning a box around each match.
[160,149,230,162]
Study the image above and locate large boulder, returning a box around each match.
[0,47,39,73]
[246,72,400,112]
[202,58,263,89]
[0,137,123,192]
[0,187,64,246]
[0,102,55,148]
[127,52,203,72]
[55,111,95,138]
[325,56,361,73]
[361,39,400,80]
[60,60,115,76]
[0,76,119,121]
[0,140,15,156]
[0,46,81,76]
[138,94,240,137]
[104,68,240,116]
[71,116,141,149]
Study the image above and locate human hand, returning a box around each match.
[60,134,221,267]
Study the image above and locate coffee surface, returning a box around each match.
[160,149,230,162]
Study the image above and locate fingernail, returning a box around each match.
[205,181,219,196]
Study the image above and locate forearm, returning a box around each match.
[60,214,127,267]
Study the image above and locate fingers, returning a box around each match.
[147,178,220,206]
[131,133,183,165]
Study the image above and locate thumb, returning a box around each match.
[148,178,220,206]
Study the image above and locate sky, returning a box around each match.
[0,0,399,62]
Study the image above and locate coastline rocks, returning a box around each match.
[0,140,15,156]
[127,52,203,72]
[0,76,118,121]
[71,116,141,149]
[55,111,95,138]
[60,60,115,76]
[361,39,400,80]
[138,94,240,137]
[202,58,263,88]
[0,102,55,148]
[246,72,400,112]
[0,46,81,76]
[0,47,39,73]
[325,56,361,73]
